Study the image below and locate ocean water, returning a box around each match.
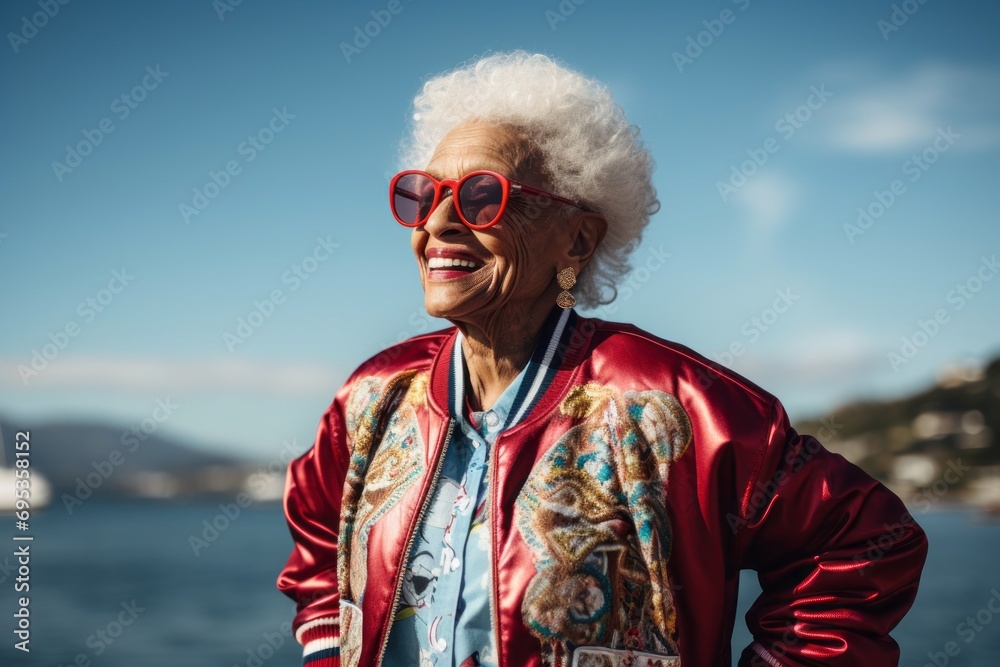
[1,503,997,666]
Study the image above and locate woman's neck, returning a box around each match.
[455,300,556,412]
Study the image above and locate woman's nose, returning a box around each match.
[422,188,467,236]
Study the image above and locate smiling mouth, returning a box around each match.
[427,257,482,272]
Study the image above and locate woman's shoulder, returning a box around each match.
[582,315,778,410]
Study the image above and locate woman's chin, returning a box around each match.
[421,269,489,314]
[423,288,484,321]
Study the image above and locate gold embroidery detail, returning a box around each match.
[517,383,693,661]
[560,383,615,418]
[338,370,426,606]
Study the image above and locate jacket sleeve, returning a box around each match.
[735,399,928,667]
[276,391,351,667]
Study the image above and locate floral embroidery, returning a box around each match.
[339,371,428,607]
[340,600,363,667]
[345,376,384,441]
[515,383,692,665]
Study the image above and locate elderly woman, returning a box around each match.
[277,52,927,667]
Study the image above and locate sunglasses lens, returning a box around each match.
[392,173,435,225]
[459,173,504,227]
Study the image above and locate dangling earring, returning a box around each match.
[555,267,576,309]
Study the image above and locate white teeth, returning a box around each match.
[428,256,480,270]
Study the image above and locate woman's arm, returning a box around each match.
[735,399,928,667]
[276,393,351,667]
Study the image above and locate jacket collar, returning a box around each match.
[429,306,595,429]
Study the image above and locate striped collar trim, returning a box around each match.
[447,306,577,431]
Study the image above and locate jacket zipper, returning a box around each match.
[488,432,502,667]
[375,417,456,667]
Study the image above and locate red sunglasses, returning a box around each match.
[389,169,591,230]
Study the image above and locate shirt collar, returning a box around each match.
[463,359,528,435]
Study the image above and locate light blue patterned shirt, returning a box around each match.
[383,307,576,667]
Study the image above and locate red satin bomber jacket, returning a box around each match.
[277,308,928,667]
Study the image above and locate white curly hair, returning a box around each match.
[398,50,659,308]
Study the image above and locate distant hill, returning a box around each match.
[0,415,254,499]
[794,356,1000,507]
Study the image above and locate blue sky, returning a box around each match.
[2,0,998,461]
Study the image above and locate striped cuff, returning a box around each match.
[296,616,340,666]
[750,641,784,667]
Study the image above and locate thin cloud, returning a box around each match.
[0,357,343,396]
[733,171,798,232]
[817,60,1000,153]
[736,328,881,384]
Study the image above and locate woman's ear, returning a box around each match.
[566,211,608,273]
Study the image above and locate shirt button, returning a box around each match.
[485,410,499,427]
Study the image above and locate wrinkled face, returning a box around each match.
[410,121,576,324]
